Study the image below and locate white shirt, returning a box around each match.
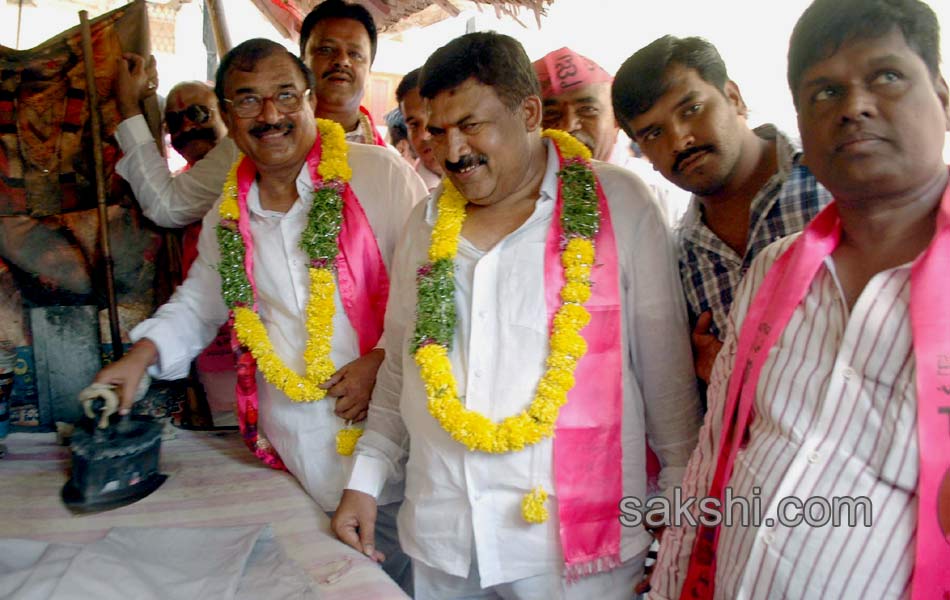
[652,234,917,600]
[132,142,428,512]
[609,130,691,228]
[347,139,702,587]
[115,114,237,228]
[415,161,442,193]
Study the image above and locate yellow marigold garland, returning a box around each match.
[411,130,600,523]
[217,119,361,452]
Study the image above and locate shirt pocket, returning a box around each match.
[499,241,547,337]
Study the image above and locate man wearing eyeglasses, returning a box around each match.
[164,82,227,168]
[95,38,425,592]
[112,0,393,231]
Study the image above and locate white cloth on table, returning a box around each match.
[131,142,427,512]
[0,526,319,600]
[347,138,702,587]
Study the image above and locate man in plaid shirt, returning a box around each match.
[612,37,831,384]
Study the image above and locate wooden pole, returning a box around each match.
[204,0,232,57]
[79,10,124,362]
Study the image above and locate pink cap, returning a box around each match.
[533,47,612,98]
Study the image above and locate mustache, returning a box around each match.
[170,127,218,153]
[322,67,352,80]
[249,121,294,137]
[444,154,488,173]
[673,145,715,173]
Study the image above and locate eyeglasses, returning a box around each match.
[223,89,310,119]
[165,104,213,133]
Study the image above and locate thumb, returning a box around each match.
[693,311,713,336]
[319,368,345,390]
[358,513,377,560]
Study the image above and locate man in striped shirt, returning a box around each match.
[612,38,830,385]
[651,0,950,597]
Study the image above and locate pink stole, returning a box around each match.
[230,135,390,468]
[359,106,387,147]
[544,143,623,578]
[681,182,950,599]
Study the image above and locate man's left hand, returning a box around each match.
[321,349,385,422]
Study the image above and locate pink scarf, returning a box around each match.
[544,142,623,579]
[231,134,390,468]
[681,182,950,599]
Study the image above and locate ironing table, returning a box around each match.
[0,428,408,599]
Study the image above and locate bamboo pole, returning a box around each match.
[204,0,232,57]
[79,10,124,362]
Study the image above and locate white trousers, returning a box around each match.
[413,548,647,600]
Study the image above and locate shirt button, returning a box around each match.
[473,492,482,501]
[474,370,483,379]
[478,310,488,319]
[762,532,775,545]
[806,450,820,464]
[842,367,855,380]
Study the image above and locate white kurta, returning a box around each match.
[348,139,703,587]
[132,141,428,511]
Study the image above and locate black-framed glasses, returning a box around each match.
[223,89,310,119]
[165,104,213,133]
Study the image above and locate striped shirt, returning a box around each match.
[677,125,831,339]
[652,233,917,600]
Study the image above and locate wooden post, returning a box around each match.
[204,0,232,57]
[78,10,124,362]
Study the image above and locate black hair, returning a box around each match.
[418,31,540,111]
[396,67,421,104]
[612,36,728,136]
[385,107,408,144]
[788,0,940,104]
[215,39,316,108]
[299,0,377,63]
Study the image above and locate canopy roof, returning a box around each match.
[248,0,553,41]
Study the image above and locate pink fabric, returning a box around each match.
[359,106,387,147]
[681,182,950,600]
[544,145,623,579]
[230,135,389,468]
[533,47,612,98]
[306,131,389,354]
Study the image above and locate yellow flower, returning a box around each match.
[413,130,602,513]
[541,129,592,162]
[336,426,363,455]
[316,119,352,182]
[219,156,243,220]
[522,486,549,524]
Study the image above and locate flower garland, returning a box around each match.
[412,129,600,522]
[217,118,361,453]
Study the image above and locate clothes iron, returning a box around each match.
[61,383,167,513]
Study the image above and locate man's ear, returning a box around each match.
[523,95,543,132]
[724,80,748,119]
[936,75,950,133]
[307,87,318,115]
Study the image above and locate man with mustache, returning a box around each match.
[533,47,689,226]
[650,0,950,597]
[332,31,701,599]
[112,0,397,232]
[96,39,426,591]
[163,81,227,168]
[612,38,831,385]
[396,67,444,192]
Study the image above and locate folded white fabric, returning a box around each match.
[0,526,320,600]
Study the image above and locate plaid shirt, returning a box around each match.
[677,125,831,340]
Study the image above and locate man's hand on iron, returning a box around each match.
[93,338,158,414]
[332,489,385,562]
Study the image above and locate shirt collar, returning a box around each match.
[423,137,560,226]
[245,161,314,218]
